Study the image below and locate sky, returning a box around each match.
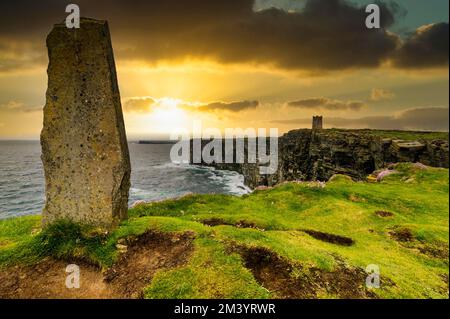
[0,0,448,139]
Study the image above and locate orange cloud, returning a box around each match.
[123,97,156,113]
[287,97,366,111]
[370,88,395,101]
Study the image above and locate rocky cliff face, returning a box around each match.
[191,129,449,188]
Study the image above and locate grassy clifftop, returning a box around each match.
[327,129,449,141]
[0,163,448,298]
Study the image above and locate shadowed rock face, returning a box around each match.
[41,18,130,228]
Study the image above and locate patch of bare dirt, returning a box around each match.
[0,239,12,248]
[440,274,448,286]
[418,243,449,260]
[0,231,195,299]
[201,218,263,230]
[375,211,394,217]
[348,194,366,203]
[389,227,414,242]
[0,258,115,299]
[235,220,259,229]
[233,246,377,299]
[388,227,448,261]
[201,218,232,227]
[439,273,449,296]
[104,231,195,298]
[301,229,355,246]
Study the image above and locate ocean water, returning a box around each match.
[0,141,250,219]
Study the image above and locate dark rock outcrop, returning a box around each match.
[191,129,448,188]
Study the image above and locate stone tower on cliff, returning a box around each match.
[312,116,323,130]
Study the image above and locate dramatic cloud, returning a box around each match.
[89,0,399,71]
[287,97,366,111]
[0,40,46,73]
[393,23,449,68]
[0,100,41,112]
[272,107,449,131]
[1,0,446,73]
[195,100,259,112]
[0,0,448,72]
[0,101,24,110]
[123,97,156,113]
[370,88,395,101]
[123,97,258,113]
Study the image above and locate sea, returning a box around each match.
[0,141,251,219]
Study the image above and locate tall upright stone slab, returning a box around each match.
[41,18,130,228]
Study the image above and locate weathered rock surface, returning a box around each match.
[192,129,449,188]
[41,18,130,228]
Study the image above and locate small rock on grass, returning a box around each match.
[116,244,128,253]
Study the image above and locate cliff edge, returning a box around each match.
[192,129,449,188]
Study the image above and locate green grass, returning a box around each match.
[327,128,449,141]
[144,238,269,299]
[0,163,448,298]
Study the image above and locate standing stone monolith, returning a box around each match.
[41,18,130,228]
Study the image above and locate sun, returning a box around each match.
[125,97,198,136]
[149,97,190,134]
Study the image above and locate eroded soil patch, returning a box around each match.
[0,258,115,299]
[301,229,354,246]
[388,227,448,261]
[201,218,261,230]
[389,227,414,242]
[201,218,233,227]
[0,231,195,299]
[105,231,195,298]
[418,243,449,260]
[233,246,376,299]
[375,211,394,217]
[439,274,449,296]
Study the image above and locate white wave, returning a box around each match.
[221,172,251,195]
[200,166,251,196]
[153,162,251,196]
[151,162,191,170]
[130,187,154,197]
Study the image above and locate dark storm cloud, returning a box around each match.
[287,97,366,111]
[0,0,448,72]
[272,107,449,131]
[392,23,449,68]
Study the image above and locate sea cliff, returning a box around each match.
[191,129,449,188]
